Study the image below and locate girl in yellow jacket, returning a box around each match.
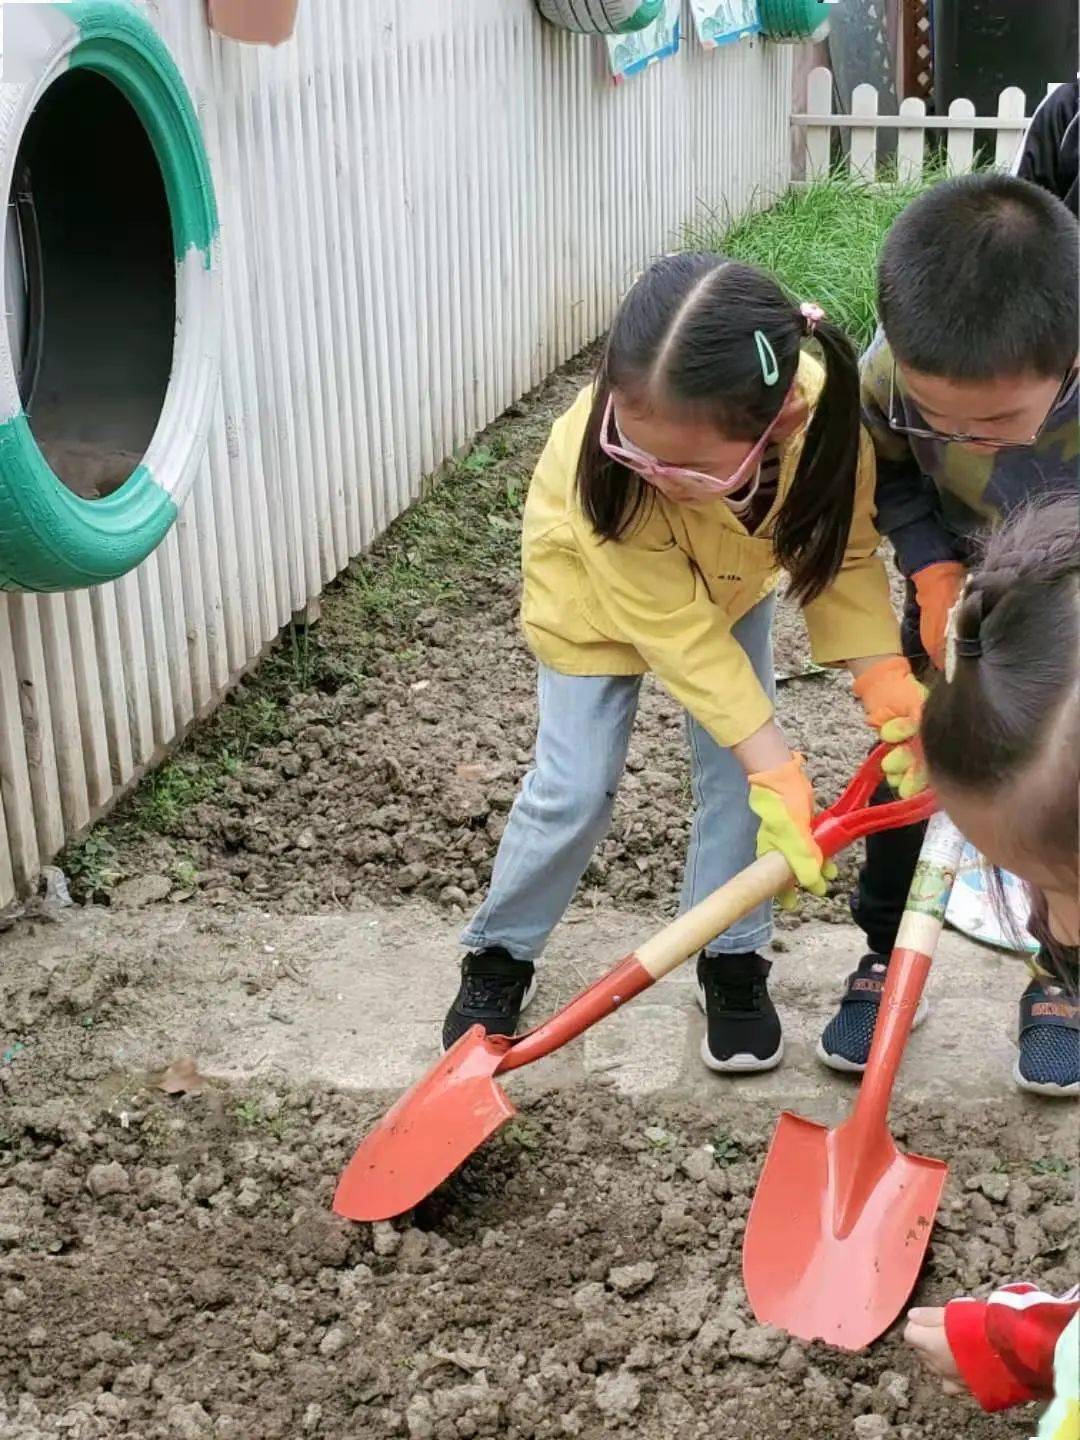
[443,254,926,1072]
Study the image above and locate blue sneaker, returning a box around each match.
[817,953,928,1074]
[1015,972,1080,1097]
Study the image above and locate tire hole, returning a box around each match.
[10,69,175,500]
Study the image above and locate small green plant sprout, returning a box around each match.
[708,1131,744,1166]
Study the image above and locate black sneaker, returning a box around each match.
[442,948,538,1051]
[695,952,783,1073]
[1015,970,1080,1098]
[817,952,929,1074]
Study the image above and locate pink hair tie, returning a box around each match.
[800,301,826,336]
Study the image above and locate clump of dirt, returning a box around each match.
[66,354,874,928]
[2,1075,1073,1440]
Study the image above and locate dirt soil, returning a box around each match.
[2,978,1075,1440]
[63,352,880,931]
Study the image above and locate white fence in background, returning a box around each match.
[0,0,793,906]
[791,66,1057,180]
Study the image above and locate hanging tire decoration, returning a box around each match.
[757,0,834,43]
[536,0,665,36]
[0,1,221,593]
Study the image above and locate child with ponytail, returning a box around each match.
[905,499,1079,1436]
[442,254,927,1074]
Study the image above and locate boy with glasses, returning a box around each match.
[818,174,1079,1095]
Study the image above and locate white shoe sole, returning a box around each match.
[695,979,784,1075]
[1012,1058,1080,1098]
[699,1034,785,1074]
[815,995,930,1075]
[519,974,539,1017]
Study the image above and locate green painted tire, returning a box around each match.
[535,0,665,36]
[0,1,221,593]
[757,0,833,43]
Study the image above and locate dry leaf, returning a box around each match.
[455,763,489,783]
[157,1057,209,1096]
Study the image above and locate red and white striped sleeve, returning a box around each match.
[945,1283,1080,1413]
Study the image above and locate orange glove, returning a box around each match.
[748,754,838,910]
[853,656,929,798]
[913,562,965,670]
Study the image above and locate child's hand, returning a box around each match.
[913,562,966,670]
[748,754,838,909]
[852,656,929,798]
[904,1307,966,1397]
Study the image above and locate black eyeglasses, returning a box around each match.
[887,363,1078,449]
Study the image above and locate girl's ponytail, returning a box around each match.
[772,313,861,604]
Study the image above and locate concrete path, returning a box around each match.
[6,896,1066,1134]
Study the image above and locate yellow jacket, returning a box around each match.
[521,354,900,748]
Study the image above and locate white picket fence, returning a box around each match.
[0,1,793,907]
[792,66,1055,180]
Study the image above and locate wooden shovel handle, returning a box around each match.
[637,850,793,980]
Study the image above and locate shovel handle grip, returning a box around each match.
[814,745,937,859]
[636,851,793,980]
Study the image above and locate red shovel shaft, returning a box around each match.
[843,811,964,1137]
[830,812,965,1237]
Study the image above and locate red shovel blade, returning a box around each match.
[743,1111,946,1351]
[332,1026,515,1222]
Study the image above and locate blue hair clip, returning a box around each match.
[754,330,780,386]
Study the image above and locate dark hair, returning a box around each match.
[921,500,1079,967]
[576,254,860,603]
[878,173,1079,380]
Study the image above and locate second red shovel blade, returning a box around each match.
[333,1027,515,1222]
[743,1112,947,1351]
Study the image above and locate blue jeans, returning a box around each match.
[462,596,776,962]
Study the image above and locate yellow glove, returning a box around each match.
[748,754,838,911]
[852,656,930,799]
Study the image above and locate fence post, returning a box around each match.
[994,86,1028,170]
[0,598,40,896]
[849,82,879,181]
[896,95,927,182]
[946,96,976,174]
[805,66,834,181]
[0,792,14,911]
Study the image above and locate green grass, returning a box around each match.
[323,435,526,657]
[684,167,947,350]
[60,833,122,899]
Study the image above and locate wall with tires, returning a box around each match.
[0,0,792,905]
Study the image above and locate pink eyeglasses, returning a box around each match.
[598,393,785,511]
